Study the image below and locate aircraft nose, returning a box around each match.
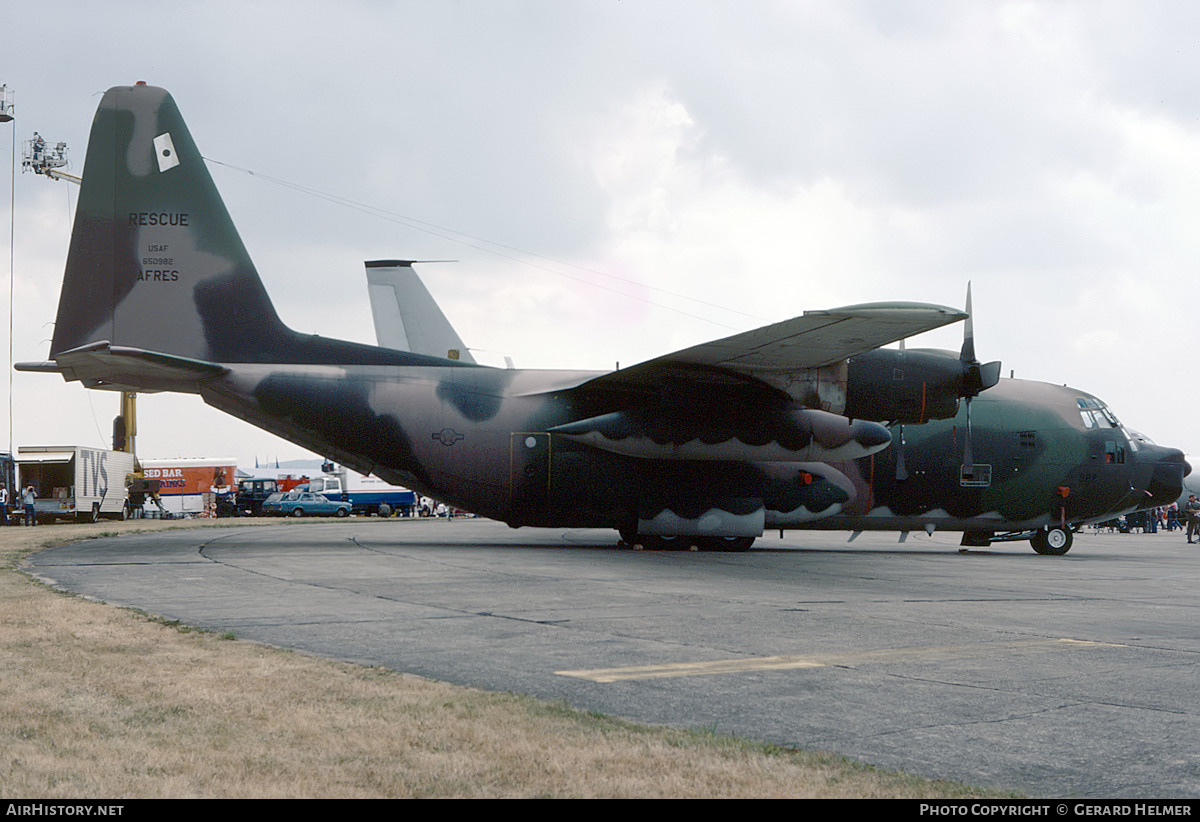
[1145,446,1188,505]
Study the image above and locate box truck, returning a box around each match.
[16,446,135,523]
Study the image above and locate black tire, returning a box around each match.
[696,536,755,552]
[290,508,304,518]
[1031,526,1072,555]
[639,534,689,551]
[378,503,392,519]
[335,507,349,517]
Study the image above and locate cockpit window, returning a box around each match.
[1077,398,1120,429]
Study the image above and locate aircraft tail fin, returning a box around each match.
[50,83,294,365]
[365,260,476,363]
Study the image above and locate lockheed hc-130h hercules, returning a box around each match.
[19,84,1189,554]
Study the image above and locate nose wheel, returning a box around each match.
[1031,526,1073,555]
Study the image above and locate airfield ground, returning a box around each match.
[0,518,1005,799]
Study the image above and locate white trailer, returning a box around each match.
[16,446,135,523]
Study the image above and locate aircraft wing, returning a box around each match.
[575,301,967,400]
[654,301,966,371]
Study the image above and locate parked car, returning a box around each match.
[261,491,351,518]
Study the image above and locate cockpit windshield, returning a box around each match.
[1077,397,1121,430]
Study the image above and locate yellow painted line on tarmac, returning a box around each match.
[556,638,1125,683]
[559,656,826,683]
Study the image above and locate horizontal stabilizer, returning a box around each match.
[16,342,226,393]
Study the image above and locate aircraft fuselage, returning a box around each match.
[200,362,1180,538]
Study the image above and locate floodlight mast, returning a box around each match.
[21,129,127,461]
[21,135,79,183]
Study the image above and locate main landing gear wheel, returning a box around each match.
[638,534,689,551]
[695,536,756,552]
[1031,526,1073,555]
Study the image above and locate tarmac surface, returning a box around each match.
[25,518,1200,798]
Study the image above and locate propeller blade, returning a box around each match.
[963,396,973,467]
[957,283,1000,398]
[959,282,975,364]
[980,360,1001,391]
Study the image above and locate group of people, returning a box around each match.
[0,483,39,526]
[1130,496,1200,543]
[417,496,452,518]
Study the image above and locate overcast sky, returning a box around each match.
[1,0,1197,468]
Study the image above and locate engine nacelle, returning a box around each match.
[843,348,964,423]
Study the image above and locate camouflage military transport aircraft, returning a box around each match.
[18,84,1190,554]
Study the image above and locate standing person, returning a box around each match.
[22,485,36,526]
[0,483,9,526]
[128,484,145,519]
[1186,495,1200,544]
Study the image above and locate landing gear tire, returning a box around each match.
[377,503,392,519]
[695,536,756,552]
[639,534,689,551]
[1031,526,1072,555]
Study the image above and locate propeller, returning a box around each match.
[958,283,1001,470]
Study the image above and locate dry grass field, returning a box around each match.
[0,518,1011,798]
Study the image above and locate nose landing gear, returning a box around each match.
[1031,526,1073,555]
